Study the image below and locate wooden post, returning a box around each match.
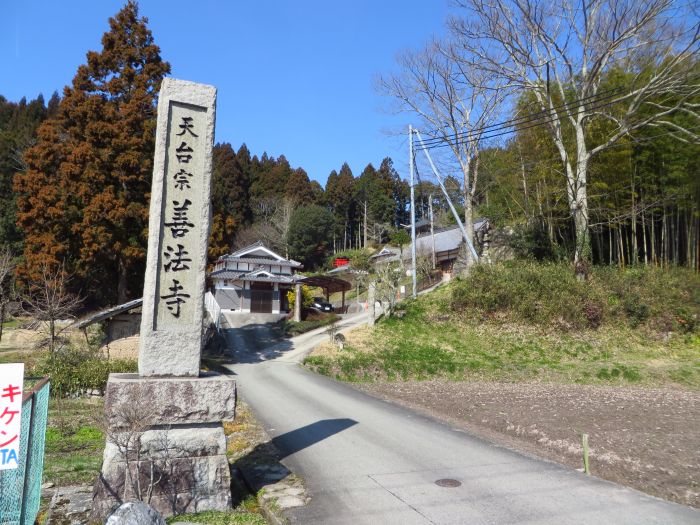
[582,433,590,475]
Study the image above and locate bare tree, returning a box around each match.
[380,41,507,262]
[0,247,16,342]
[415,246,437,285]
[23,263,83,355]
[374,262,404,316]
[450,0,700,272]
[236,197,295,256]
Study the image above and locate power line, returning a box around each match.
[415,92,626,151]
[412,88,622,146]
[412,125,700,196]
[415,86,626,147]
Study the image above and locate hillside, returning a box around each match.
[305,262,700,388]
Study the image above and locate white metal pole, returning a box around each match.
[429,193,436,269]
[409,125,417,298]
[414,130,479,262]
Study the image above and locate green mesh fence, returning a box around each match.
[0,378,50,525]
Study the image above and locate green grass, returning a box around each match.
[304,263,700,388]
[283,313,341,336]
[166,498,266,525]
[165,496,265,524]
[0,350,34,365]
[43,397,105,485]
[1,318,19,330]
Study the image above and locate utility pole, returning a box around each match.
[363,201,368,249]
[429,193,436,269]
[414,129,479,262]
[409,125,417,298]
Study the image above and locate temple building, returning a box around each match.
[210,242,304,314]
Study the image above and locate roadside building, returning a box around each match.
[210,242,304,314]
[371,220,491,278]
[73,298,143,343]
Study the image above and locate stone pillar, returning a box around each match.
[138,79,216,377]
[482,230,491,264]
[294,282,302,322]
[92,79,236,521]
[367,281,376,326]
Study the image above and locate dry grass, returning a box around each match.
[101,335,139,359]
[312,325,377,358]
[224,402,269,460]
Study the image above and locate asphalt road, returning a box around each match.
[223,314,699,525]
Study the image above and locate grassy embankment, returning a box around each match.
[305,262,700,388]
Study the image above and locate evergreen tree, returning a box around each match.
[285,167,315,204]
[378,157,409,228]
[250,153,292,203]
[334,163,357,249]
[209,142,251,263]
[15,1,170,305]
[0,94,53,253]
[287,204,335,268]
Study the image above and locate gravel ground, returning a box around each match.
[354,380,699,508]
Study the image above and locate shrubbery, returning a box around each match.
[283,314,341,336]
[451,261,699,332]
[33,346,137,397]
[286,284,314,311]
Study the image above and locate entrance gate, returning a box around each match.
[250,282,273,313]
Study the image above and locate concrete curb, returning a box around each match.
[233,467,288,525]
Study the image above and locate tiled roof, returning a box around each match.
[219,241,303,267]
[372,220,490,263]
[228,240,265,257]
[238,274,298,284]
[210,268,303,285]
[222,256,301,267]
[73,298,143,329]
[210,270,246,279]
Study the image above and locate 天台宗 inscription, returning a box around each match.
[139,79,217,377]
[156,104,206,328]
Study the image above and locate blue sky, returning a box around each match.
[2,1,453,186]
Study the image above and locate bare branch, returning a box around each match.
[22,262,83,354]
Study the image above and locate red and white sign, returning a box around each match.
[0,363,24,470]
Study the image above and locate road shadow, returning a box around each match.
[204,321,295,364]
[232,418,358,495]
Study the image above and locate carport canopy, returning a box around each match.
[301,275,352,309]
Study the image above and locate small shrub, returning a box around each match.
[284,314,340,336]
[582,299,603,329]
[596,364,641,383]
[675,308,697,333]
[33,346,137,397]
[286,284,314,311]
[623,295,649,327]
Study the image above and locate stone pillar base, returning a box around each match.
[91,373,236,521]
